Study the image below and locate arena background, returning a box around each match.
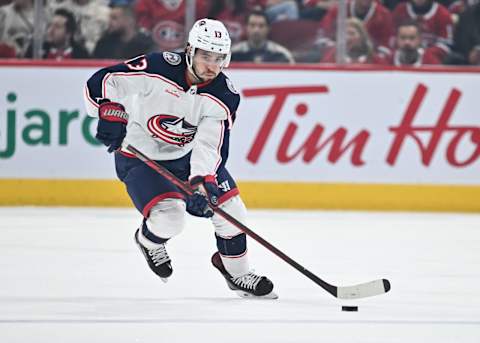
[1,60,479,212]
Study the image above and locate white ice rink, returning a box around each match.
[1,207,479,342]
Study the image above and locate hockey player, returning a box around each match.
[83,18,276,299]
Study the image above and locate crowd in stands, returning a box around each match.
[0,0,479,66]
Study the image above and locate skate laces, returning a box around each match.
[232,271,262,290]
[147,244,170,267]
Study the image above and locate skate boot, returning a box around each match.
[135,228,172,282]
[211,252,278,299]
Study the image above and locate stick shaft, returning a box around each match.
[126,144,338,297]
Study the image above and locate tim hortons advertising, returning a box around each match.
[0,65,479,185]
[226,69,479,185]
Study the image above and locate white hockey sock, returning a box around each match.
[220,253,250,277]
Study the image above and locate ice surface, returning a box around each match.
[1,207,479,342]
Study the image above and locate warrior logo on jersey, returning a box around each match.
[147,115,197,146]
[163,51,181,65]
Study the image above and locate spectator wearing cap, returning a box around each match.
[231,9,295,63]
[93,3,153,59]
[389,21,441,66]
[25,8,89,59]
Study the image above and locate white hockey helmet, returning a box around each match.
[186,18,232,72]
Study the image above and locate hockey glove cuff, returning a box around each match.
[186,175,220,218]
[96,100,129,153]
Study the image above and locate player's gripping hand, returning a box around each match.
[186,175,220,218]
[96,100,129,153]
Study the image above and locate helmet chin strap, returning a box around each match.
[191,64,205,83]
[186,47,205,83]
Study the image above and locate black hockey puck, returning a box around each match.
[341,306,358,312]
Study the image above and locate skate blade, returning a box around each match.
[234,290,279,300]
[160,277,168,283]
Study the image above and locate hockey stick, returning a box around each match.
[126,144,391,299]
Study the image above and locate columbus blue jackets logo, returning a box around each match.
[147,115,197,146]
[163,51,181,65]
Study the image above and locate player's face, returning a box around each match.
[397,26,421,50]
[46,15,69,46]
[192,49,226,82]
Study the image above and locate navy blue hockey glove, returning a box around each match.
[186,175,220,218]
[95,100,128,153]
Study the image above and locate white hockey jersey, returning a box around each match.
[84,52,240,178]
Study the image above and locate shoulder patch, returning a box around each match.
[225,78,239,94]
[163,52,181,65]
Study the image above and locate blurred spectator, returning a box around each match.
[444,0,480,21]
[392,0,453,60]
[0,0,36,57]
[134,0,211,51]
[93,4,153,59]
[452,2,480,65]
[389,21,441,65]
[321,17,388,64]
[263,0,299,22]
[208,0,252,44]
[320,0,394,56]
[47,0,110,54]
[379,0,478,12]
[25,8,89,59]
[231,9,295,63]
[299,0,336,21]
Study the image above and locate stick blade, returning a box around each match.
[337,278,391,299]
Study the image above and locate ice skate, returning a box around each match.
[211,252,278,299]
[135,228,172,282]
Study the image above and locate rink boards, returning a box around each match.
[0,61,479,211]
